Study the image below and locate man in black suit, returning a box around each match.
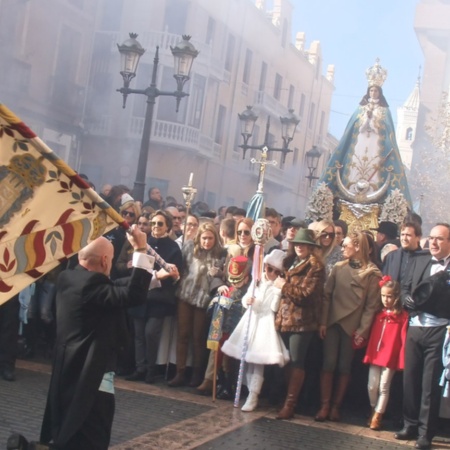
[384,221,423,282]
[394,223,450,450]
[383,221,423,427]
[40,226,158,450]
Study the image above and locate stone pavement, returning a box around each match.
[1,359,450,450]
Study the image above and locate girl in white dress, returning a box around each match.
[222,249,289,411]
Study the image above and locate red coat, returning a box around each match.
[363,309,408,370]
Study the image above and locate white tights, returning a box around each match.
[367,364,395,414]
[245,363,264,394]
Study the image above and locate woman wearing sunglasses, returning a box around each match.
[274,228,325,420]
[235,218,255,259]
[309,220,343,277]
[169,222,227,388]
[125,210,182,384]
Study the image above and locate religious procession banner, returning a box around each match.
[0,103,125,305]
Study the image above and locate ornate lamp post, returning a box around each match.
[117,33,199,202]
[238,106,300,163]
[305,145,323,186]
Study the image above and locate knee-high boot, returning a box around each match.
[315,371,334,422]
[329,374,351,422]
[276,368,305,420]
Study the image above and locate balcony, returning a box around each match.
[253,90,288,116]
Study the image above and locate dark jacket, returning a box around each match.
[40,265,151,447]
[146,236,182,318]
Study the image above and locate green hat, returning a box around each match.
[289,228,320,247]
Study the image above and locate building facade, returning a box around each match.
[0,0,335,217]
[411,0,450,227]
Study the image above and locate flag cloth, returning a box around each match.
[0,103,126,305]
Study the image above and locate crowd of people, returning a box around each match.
[1,182,450,450]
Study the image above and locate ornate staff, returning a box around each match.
[181,172,197,245]
[233,218,271,408]
[164,173,197,379]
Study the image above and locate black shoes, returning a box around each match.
[394,427,418,440]
[7,433,28,449]
[1,368,15,381]
[415,436,432,450]
[125,371,146,381]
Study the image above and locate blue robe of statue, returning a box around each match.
[318,100,411,205]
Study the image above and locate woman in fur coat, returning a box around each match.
[275,229,326,420]
[168,222,227,388]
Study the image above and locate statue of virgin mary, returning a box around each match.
[318,59,411,209]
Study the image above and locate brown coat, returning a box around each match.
[321,260,382,339]
[275,255,325,333]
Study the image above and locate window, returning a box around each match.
[274,73,283,100]
[288,85,295,109]
[406,127,413,140]
[215,105,227,144]
[225,35,235,72]
[243,49,253,85]
[156,66,187,123]
[99,0,123,29]
[308,102,316,129]
[188,74,206,128]
[299,93,306,117]
[164,0,187,32]
[318,111,325,141]
[259,62,267,91]
[206,17,216,45]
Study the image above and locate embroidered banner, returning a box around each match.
[0,104,126,304]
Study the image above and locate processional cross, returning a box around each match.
[250,146,277,194]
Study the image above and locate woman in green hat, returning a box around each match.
[274,228,326,420]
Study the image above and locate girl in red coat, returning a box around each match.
[363,276,408,431]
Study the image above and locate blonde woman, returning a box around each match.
[169,222,227,387]
[315,231,381,422]
[309,220,343,277]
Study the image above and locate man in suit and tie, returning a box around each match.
[383,221,423,427]
[383,221,423,283]
[394,223,450,449]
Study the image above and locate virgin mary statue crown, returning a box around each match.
[366,58,387,87]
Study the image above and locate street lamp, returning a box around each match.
[117,33,199,202]
[238,106,300,163]
[305,145,323,186]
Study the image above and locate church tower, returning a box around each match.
[396,76,420,172]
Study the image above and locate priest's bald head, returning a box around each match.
[78,237,114,276]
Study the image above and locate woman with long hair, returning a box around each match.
[309,220,343,277]
[169,222,227,387]
[275,228,326,420]
[315,230,381,422]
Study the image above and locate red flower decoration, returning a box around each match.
[379,275,392,288]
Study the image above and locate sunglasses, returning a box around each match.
[151,220,165,227]
[320,232,335,239]
[237,229,251,236]
[122,211,135,218]
[137,221,149,226]
[266,266,282,276]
